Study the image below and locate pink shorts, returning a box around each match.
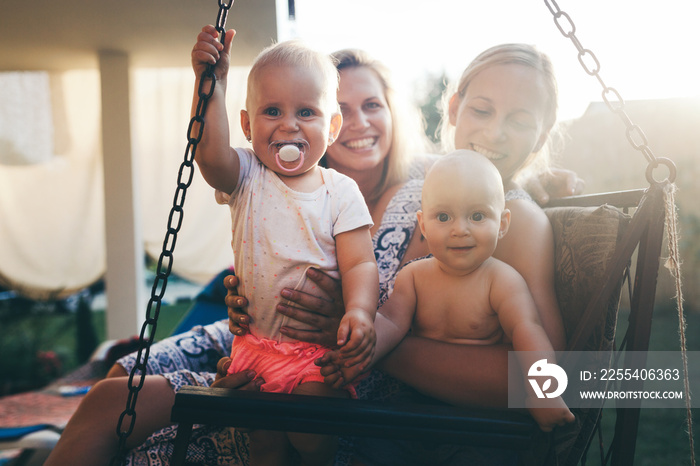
[227,334,357,397]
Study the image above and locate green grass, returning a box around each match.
[89,301,194,345]
[0,301,192,394]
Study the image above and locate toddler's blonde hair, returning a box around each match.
[246,40,340,114]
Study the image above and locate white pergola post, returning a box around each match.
[99,50,145,340]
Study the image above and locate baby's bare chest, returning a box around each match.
[412,275,501,343]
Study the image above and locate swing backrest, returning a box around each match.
[170,187,664,466]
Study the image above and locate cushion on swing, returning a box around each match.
[546,204,630,350]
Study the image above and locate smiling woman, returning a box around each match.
[322,47,430,216]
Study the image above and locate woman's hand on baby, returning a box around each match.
[276,267,344,347]
[315,351,344,389]
[212,358,264,434]
[313,309,377,390]
[191,24,235,81]
[225,268,345,345]
[336,309,376,369]
[315,351,367,389]
[224,274,250,337]
[212,357,264,390]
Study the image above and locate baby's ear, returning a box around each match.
[416,210,426,237]
[328,112,343,144]
[499,209,511,239]
[240,109,251,139]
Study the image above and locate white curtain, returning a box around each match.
[0,67,249,299]
[0,72,54,166]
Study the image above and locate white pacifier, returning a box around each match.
[274,143,305,172]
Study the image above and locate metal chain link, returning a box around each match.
[110,1,233,464]
[543,0,676,185]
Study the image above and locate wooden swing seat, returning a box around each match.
[170,185,666,466]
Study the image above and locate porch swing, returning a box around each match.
[111,1,691,465]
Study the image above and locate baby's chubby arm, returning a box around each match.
[490,263,575,431]
[318,263,418,388]
[491,263,550,353]
[190,24,240,195]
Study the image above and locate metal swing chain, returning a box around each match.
[544,3,695,466]
[543,0,676,186]
[110,2,233,464]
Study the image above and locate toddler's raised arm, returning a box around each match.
[190,24,240,194]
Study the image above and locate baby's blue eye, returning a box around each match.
[264,107,280,117]
[471,212,485,222]
[437,213,450,222]
[299,108,313,118]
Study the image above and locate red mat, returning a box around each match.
[0,390,87,429]
[0,360,108,431]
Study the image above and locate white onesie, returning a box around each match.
[216,148,373,343]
